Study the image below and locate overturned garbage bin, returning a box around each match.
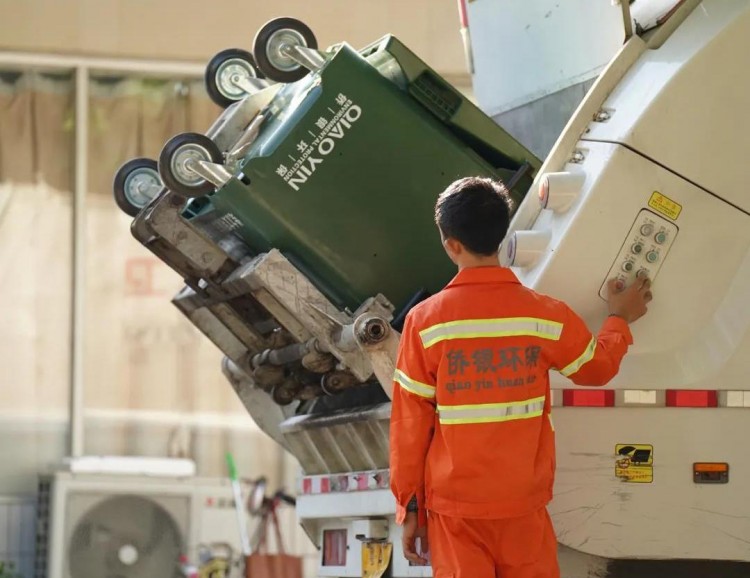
[142,19,540,316]
[113,18,542,406]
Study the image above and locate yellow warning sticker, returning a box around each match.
[648,191,682,220]
[615,444,653,483]
[199,557,229,578]
[362,542,393,578]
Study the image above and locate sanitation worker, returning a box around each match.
[389,177,652,577]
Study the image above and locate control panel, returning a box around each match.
[598,208,679,300]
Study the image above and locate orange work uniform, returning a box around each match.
[390,266,633,577]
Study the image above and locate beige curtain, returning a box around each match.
[83,75,245,417]
[0,71,292,502]
[0,72,73,417]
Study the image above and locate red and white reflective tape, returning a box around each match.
[551,389,750,408]
[300,469,390,495]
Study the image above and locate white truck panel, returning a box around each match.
[584,0,750,213]
[552,407,750,560]
[507,140,750,389]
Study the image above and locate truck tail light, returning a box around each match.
[562,389,615,407]
[666,390,718,407]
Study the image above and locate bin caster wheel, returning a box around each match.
[205,48,265,109]
[112,158,162,217]
[158,132,223,198]
[253,17,318,83]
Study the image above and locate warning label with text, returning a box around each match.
[648,191,682,220]
[615,443,653,483]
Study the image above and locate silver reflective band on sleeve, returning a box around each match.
[560,337,596,376]
[394,369,436,399]
[437,396,545,425]
[419,317,563,348]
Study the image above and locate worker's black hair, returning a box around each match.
[434,176,513,256]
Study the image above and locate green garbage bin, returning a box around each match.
[170,35,541,315]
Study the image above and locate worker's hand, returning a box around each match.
[402,511,429,565]
[606,276,653,323]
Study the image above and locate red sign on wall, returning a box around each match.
[125,257,161,296]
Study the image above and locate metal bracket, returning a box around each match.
[283,45,328,72]
[224,250,387,382]
[620,0,634,41]
[205,85,281,153]
[227,113,267,164]
[132,192,235,285]
[230,74,273,96]
[184,159,232,188]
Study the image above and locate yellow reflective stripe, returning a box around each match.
[440,412,543,425]
[437,396,545,425]
[437,396,546,412]
[419,317,563,349]
[560,337,596,377]
[393,369,436,399]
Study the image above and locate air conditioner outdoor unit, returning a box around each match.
[35,458,253,578]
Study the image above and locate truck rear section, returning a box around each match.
[500,0,750,571]
[113,2,750,575]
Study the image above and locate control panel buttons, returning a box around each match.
[599,208,679,301]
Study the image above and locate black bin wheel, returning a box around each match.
[253,17,318,83]
[205,48,265,109]
[112,157,163,217]
[158,132,223,199]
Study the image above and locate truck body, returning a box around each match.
[118,1,750,575]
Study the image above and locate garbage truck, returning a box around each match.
[113,1,750,576]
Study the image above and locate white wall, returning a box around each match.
[0,0,469,80]
[467,0,623,116]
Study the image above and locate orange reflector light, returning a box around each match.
[694,462,728,473]
[562,389,615,407]
[666,390,718,407]
[538,177,550,208]
[693,462,729,484]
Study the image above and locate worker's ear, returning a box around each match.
[442,237,463,264]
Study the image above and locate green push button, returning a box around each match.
[655,231,668,244]
[646,251,659,263]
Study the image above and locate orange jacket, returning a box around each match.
[390,266,633,525]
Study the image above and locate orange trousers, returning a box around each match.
[428,507,560,578]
